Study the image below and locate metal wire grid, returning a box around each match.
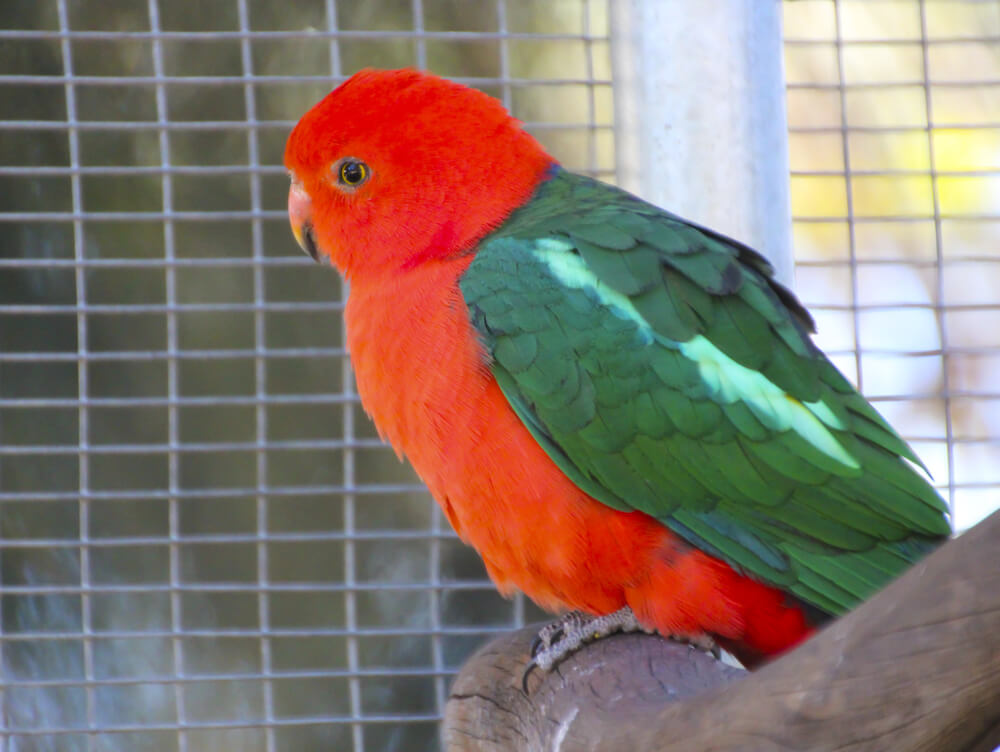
[0,1,611,750]
[785,0,1000,532]
[1,1,998,751]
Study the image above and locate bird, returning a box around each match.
[284,68,950,672]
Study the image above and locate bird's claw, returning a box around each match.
[521,659,538,694]
[530,619,572,658]
[523,619,572,693]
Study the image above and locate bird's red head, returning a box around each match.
[284,68,556,280]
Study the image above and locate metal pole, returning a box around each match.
[611,0,794,285]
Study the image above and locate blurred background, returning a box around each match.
[1,1,998,750]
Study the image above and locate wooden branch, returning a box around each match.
[444,511,1000,752]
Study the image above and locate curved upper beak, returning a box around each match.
[288,179,322,264]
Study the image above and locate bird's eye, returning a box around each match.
[337,159,369,187]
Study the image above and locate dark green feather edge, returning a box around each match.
[460,169,949,616]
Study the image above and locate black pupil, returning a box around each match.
[342,162,364,184]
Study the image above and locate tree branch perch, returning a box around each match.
[444,511,1000,751]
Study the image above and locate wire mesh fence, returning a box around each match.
[0,1,997,751]
[785,0,1000,533]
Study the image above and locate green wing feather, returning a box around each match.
[460,169,949,616]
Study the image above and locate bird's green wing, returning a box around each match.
[460,168,949,615]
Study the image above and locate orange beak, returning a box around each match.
[288,179,323,264]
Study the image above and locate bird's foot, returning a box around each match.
[522,606,650,692]
[530,607,651,671]
[522,607,721,693]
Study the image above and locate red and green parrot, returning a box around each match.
[284,69,950,670]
